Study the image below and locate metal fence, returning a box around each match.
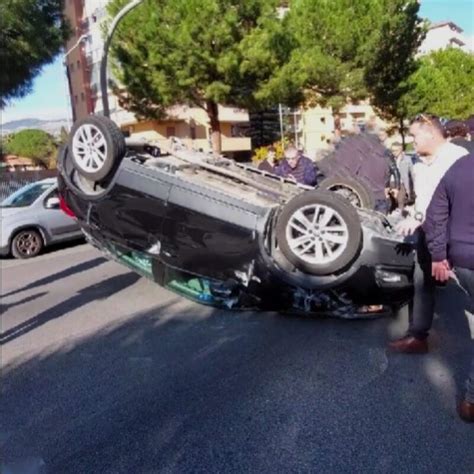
[0,170,57,201]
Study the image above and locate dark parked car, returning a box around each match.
[57,115,414,318]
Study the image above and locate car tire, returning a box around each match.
[319,175,375,209]
[11,229,44,259]
[69,115,126,182]
[275,190,362,276]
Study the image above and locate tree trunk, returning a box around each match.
[206,100,222,155]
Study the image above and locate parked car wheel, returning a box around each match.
[69,115,126,182]
[11,229,44,259]
[275,191,362,276]
[319,175,375,209]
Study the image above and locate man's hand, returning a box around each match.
[390,188,400,199]
[432,260,452,282]
[396,216,421,236]
[385,187,399,199]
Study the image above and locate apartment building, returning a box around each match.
[288,101,385,160]
[63,0,251,157]
[419,21,470,55]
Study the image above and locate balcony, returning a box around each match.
[218,106,250,123]
[222,137,251,152]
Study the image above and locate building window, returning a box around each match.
[70,62,75,72]
[74,95,78,104]
[190,126,196,140]
[231,125,239,137]
[81,92,85,101]
[166,126,176,137]
[77,60,81,69]
[320,117,326,124]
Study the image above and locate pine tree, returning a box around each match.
[0,0,69,107]
[107,0,290,153]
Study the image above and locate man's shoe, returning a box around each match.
[388,336,428,354]
[458,400,474,423]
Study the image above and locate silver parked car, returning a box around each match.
[0,178,83,259]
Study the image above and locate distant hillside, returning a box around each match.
[1,118,69,137]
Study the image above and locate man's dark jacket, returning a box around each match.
[423,153,474,270]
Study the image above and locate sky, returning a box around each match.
[1,0,473,125]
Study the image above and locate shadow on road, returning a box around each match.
[0,291,48,313]
[0,290,472,473]
[1,257,107,298]
[0,272,140,345]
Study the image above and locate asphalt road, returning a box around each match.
[1,244,473,474]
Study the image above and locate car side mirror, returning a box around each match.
[45,196,60,209]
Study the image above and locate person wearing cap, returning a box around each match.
[388,114,468,354]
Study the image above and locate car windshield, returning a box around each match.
[1,183,52,208]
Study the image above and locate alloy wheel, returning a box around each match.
[72,124,108,173]
[15,231,42,257]
[285,204,349,265]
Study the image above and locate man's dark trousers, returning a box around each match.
[407,231,437,340]
[455,267,474,403]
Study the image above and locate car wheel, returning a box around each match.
[11,229,44,259]
[319,175,375,209]
[275,191,362,276]
[69,115,126,182]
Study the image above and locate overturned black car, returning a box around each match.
[57,115,414,318]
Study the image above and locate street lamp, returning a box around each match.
[63,34,88,129]
[64,34,88,58]
[100,0,145,117]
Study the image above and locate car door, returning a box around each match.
[160,183,261,281]
[39,187,81,242]
[89,177,171,253]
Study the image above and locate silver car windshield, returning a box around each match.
[1,183,52,208]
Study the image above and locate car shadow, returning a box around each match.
[0,272,140,345]
[0,238,85,261]
[41,237,86,256]
[1,256,107,298]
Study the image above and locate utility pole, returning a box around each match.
[278,103,284,142]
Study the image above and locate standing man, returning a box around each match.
[423,152,474,422]
[275,145,318,186]
[390,142,415,209]
[388,114,468,353]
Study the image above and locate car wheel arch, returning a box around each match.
[9,225,49,250]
